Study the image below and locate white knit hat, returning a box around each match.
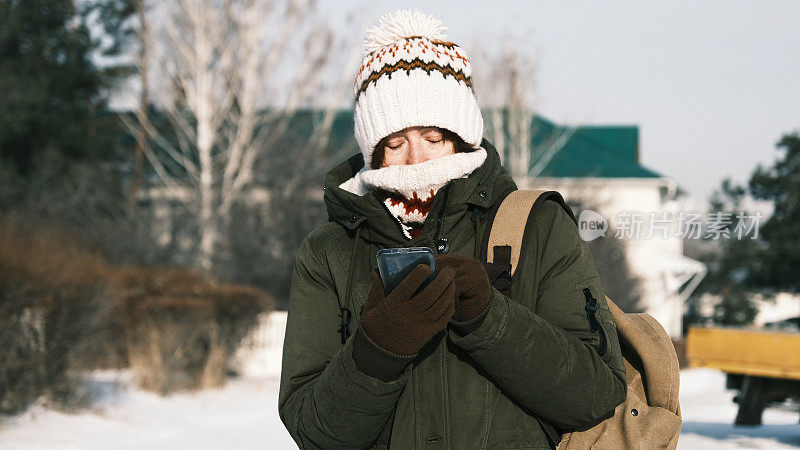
[353,10,484,169]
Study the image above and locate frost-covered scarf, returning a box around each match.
[339,148,487,239]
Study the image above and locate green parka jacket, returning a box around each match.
[278,141,627,449]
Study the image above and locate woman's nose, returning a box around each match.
[406,139,424,165]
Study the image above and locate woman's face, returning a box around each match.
[379,127,455,167]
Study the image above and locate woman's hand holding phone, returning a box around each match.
[359,264,456,357]
[434,255,492,322]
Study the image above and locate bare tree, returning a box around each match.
[129,0,148,216]
[472,44,576,188]
[124,0,355,273]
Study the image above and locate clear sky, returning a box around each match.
[322,0,800,206]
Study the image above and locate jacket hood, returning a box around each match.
[323,139,517,247]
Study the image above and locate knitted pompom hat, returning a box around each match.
[353,10,484,168]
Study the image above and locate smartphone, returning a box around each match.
[376,247,436,295]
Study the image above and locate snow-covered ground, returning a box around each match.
[678,368,800,449]
[1,368,798,449]
[0,371,296,449]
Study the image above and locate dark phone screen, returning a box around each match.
[376,247,436,295]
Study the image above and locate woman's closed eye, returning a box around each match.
[423,131,444,144]
[386,139,405,150]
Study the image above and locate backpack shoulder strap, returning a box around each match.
[486,189,577,277]
[484,189,578,449]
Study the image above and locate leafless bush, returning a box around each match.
[111,267,271,395]
[0,213,116,414]
[0,212,272,414]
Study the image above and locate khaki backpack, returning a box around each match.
[484,189,682,450]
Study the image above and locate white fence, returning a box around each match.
[234,311,288,379]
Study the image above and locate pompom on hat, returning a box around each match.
[353,10,484,169]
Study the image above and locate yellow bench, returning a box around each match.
[687,326,800,380]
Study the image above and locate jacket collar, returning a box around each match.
[323,139,517,247]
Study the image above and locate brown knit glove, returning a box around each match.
[435,255,492,335]
[352,264,456,381]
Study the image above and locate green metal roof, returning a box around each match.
[509,114,662,179]
[537,125,662,178]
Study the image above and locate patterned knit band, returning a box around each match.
[353,10,484,169]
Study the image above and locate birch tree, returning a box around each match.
[126,0,354,273]
[130,0,148,215]
[473,45,575,188]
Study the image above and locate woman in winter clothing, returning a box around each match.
[279,10,626,449]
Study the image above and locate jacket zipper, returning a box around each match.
[583,288,608,356]
[433,185,451,253]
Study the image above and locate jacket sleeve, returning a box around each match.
[278,232,411,449]
[447,201,627,430]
